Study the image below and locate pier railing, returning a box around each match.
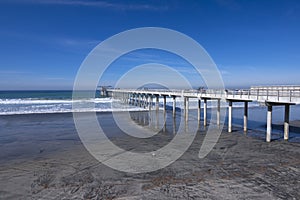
[107,86,300,104]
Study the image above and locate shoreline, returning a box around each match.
[0,111,299,199]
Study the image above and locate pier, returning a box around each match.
[105,86,300,142]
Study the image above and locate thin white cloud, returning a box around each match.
[0,70,30,75]
[0,29,100,49]
[55,38,101,47]
[219,69,230,75]
[13,0,169,11]
[45,77,70,80]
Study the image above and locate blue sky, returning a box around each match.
[0,0,299,90]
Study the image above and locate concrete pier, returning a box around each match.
[108,85,300,142]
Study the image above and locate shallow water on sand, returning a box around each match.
[0,111,299,200]
[0,107,299,165]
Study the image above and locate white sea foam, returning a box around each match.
[0,98,112,105]
[0,96,261,115]
[0,96,152,115]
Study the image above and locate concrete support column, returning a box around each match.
[142,95,144,107]
[184,97,187,120]
[147,95,149,108]
[155,107,159,129]
[204,99,207,127]
[172,96,176,117]
[244,102,248,132]
[173,115,176,135]
[141,95,144,107]
[163,96,166,111]
[132,94,135,105]
[145,95,148,108]
[217,99,220,125]
[156,96,159,111]
[144,95,147,108]
[228,101,232,133]
[138,94,141,107]
[163,110,166,132]
[266,106,272,142]
[162,96,167,132]
[149,96,152,111]
[198,99,201,122]
[186,97,189,122]
[134,94,137,105]
[284,104,290,141]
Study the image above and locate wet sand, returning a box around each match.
[0,112,299,199]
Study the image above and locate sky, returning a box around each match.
[0,0,300,90]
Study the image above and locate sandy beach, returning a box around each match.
[0,112,299,199]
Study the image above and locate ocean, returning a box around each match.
[0,90,299,142]
[0,90,261,115]
[0,90,142,115]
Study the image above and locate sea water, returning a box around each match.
[0,91,299,142]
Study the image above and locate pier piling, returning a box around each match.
[197,99,201,122]
[244,102,248,132]
[156,95,159,111]
[266,105,273,142]
[204,99,207,127]
[228,101,232,133]
[217,99,220,125]
[284,104,290,140]
[172,96,176,117]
